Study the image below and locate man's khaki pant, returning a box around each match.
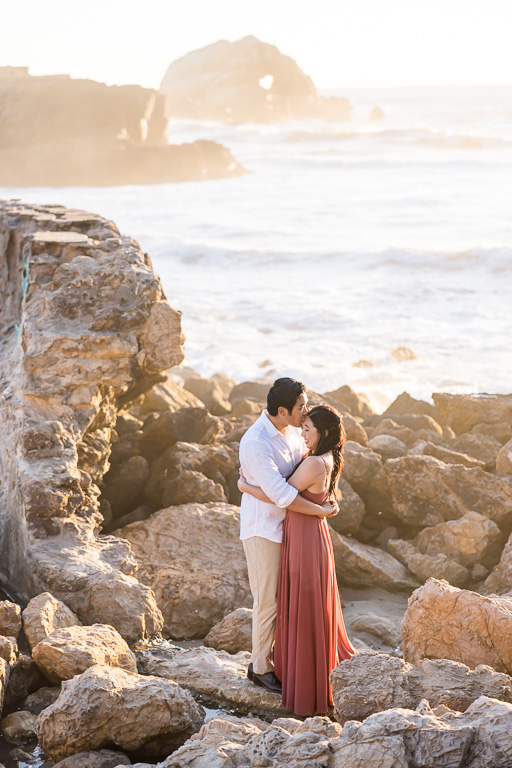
[243,536,282,675]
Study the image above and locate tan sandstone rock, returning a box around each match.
[413,510,502,568]
[402,578,512,673]
[23,592,81,650]
[410,440,485,468]
[483,530,512,594]
[53,750,131,768]
[0,602,22,639]
[0,636,17,666]
[204,608,252,654]
[32,624,137,684]
[387,538,471,588]
[368,434,407,461]
[330,650,512,723]
[497,437,512,476]
[329,479,366,536]
[136,645,288,718]
[0,710,37,744]
[117,502,251,638]
[330,530,418,591]
[36,664,205,761]
[433,392,512,434]
[342,441,382,497]
[448,433,502,470]
[0,658,9,718]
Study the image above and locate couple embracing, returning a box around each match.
[238,377,356,717]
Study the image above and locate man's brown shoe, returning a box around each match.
[252,670,282,694]
[247,662,253,681]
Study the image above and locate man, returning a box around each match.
[239,377,336,693]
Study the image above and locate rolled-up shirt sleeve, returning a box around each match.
[240,438,299,509]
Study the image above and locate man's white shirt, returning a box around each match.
[239,411,306,543]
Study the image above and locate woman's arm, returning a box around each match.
[238,475,272,503]
[238,463,337,517]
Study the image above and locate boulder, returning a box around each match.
[349,614,401,648]
[342,441,382,497]
[330,697,512,768]
[161,470,227,507]
[22,592,81,650]
[410,440,485,468]
[0,602,22,639]
[382,392,442,422]
[369,106,386,121]
[483,531,512,594]
[36,665,205,761]
[204,608,252,654]
[341,413,368,446]
[230,398,265,418]
[183,375,232,416]
[413,511,502,568]
[32,624,137,684]
[101,455,149,518]
[497,437,512,476]
[329,530,418,591]
[53,750,131,768]
[3,654,45,709]
[402,578,512,673]
[472,420,512,444]
[137,411,176,462]
[0,636,17,666]
[329,479,366,536]
[323,385,374,418]
[433,392,512,434]
[0,710,37,744]
[136,645,287,718]
[139,378,202,415]
[368,434,407,461]
[23,686,61,715]
[229,381,269,404]
[387,539,471,588]
[330,651,512,724]
[370,455,512,527]
[171,407,223,445]
[117,503,251,638]
[448,433,502,470]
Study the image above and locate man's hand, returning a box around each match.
[322,498,339,518]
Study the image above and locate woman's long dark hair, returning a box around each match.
[307,405,346,498]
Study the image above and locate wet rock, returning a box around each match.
[117,503,251,638]
[204,608,252,654]
[0,710,36,744]
[32,624,137,684]
[330,530,417,590]
[402,578,512,673]
[23,685,61,715]
[497,437,512,476]
[36,664,205,761]
[23,592,81,651]
[0,202,182,642]
[448,433,502,470]
[0,637,17,666]
[138,645,287,717]
[370,455,512,527]
[433,392,512,434]
[0,602,22,639]
[368,434,407,461]
[387,539,471,588]
[342,441,382,497]
[329,479,366,536]
[330,650,512,723]
[183,375,232,416]
[53,750,131,768]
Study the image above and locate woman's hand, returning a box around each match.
[238,468,248,493]
[321,498,339,518]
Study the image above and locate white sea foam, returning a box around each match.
[2,83,511,409]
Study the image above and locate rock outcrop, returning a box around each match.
[160,36,353,123]
[204,607,252,654]
[36,664,205,761]
[22,592,81,650]
[117,502,251,638]
[402,578,512,673]
[0,67,245,186]
[0,201,186,641]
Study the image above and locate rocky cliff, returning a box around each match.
[0,67,245,186]
[0,199,185,640]
[160,36,353,123]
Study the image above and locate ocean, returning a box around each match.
[2,83,512,411]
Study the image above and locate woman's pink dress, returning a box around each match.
[273,484,357,716]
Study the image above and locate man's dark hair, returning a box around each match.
[267,377,306,416]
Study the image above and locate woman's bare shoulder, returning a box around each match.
[300,455,325,473]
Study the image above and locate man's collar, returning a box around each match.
[262,410,285,438]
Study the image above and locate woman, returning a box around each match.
[238,404,357,716]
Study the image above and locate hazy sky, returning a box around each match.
[3,0,511,90]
